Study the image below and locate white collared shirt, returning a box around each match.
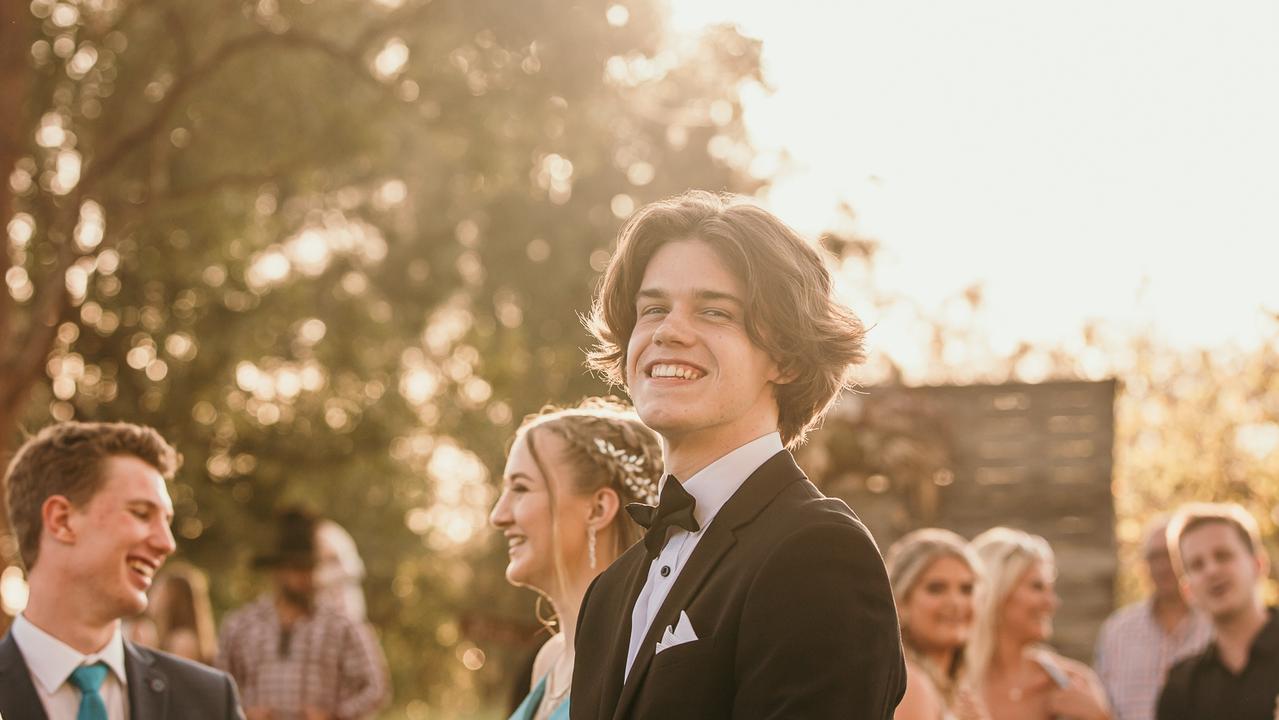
[624,432,783,679]
[11,613,130,720]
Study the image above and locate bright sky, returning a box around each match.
[668,0,1279,357]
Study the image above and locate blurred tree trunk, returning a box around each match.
[0,0,36,570]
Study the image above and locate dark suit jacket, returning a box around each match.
[0,630,245,720]
[570,450,906,720]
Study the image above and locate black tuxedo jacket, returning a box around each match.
[570,450,905,720]
[0,630,245,720]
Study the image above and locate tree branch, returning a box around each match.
[0,233,74,411]
[85,11,429,192]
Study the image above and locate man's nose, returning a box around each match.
[154,520,177,555]
[652,308,693,346]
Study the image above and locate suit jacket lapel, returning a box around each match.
[611,450,805,720]
[594,544,654,719]
[125,640,169,720]
[0,631,48,720]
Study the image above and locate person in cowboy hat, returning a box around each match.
[217,507,388,720]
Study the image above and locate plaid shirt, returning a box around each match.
[218,596,389,720]
[1094,599,1212,720]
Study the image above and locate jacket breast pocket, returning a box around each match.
[636,637,731,719]
[651,637,717,672]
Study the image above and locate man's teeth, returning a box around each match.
[650,364,704,380]
[127,559,154,577]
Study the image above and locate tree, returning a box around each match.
[2,0,764,712]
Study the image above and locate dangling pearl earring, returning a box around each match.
[588,526,598,570]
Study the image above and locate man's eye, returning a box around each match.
[703,309,731,319]
[640,305,666,316]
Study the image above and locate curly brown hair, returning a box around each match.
[584,190,866,447]
[4,421,180,569]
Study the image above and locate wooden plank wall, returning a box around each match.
[800,379,1117,661]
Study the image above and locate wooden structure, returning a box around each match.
[799,379,1117,661]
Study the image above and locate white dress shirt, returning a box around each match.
[624,432,783,679]
[11,613,130,720]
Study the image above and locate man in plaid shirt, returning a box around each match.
[1094,517,1211,720]
[218,509,389,720]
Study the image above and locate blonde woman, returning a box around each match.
[490,398,662,720]
[887,529,989,720]
[969,527,1111,720]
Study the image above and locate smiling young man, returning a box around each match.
[0,421,244,719]
[571,191,906,719]
[1156,503,1279,720]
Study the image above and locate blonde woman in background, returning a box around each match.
[887,528,990,720]
[969,527,1112,720]
[490,398,662,720]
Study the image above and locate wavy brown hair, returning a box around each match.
[585,190,866,447]
[4,421,180,569]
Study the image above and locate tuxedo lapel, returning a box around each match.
[611,521,735,720]
[0,631,48,720]
[125,640,170,719]
[611,450,804,720]
[595,546,653,718]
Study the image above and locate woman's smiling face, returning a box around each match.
[489,431,592,594]
[901,555,977,654]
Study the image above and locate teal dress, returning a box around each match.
[509,674,570,720]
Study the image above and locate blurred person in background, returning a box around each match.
[1156,503,1277,720]
[136,562,219,666]
[0,421,243,719]
[886,528,989,720]
[1094,516,1211,720]
[969,527,1111,720]
[217,507,388,720]
[490,398,663,720]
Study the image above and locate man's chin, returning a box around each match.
[634,407,693,436]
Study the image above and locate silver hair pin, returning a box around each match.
[592,438,659,505]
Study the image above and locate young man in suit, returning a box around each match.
[0,421,244,719]
[571,191,906,719]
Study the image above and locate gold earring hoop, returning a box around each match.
[535,594,559,633]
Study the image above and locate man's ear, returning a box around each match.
[769,359,799,386]
[1255,547,1270,581]
[42,495,78,544]
[588,487,621,530]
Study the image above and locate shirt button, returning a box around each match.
[660,565,671,577]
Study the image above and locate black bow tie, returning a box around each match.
[626,475,701,558]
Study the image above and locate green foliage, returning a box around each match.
[5,0,763,713]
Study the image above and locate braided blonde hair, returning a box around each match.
[516,397,663,619]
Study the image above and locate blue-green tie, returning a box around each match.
[68,662,109,720]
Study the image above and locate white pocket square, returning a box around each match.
[655,610,699,654]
